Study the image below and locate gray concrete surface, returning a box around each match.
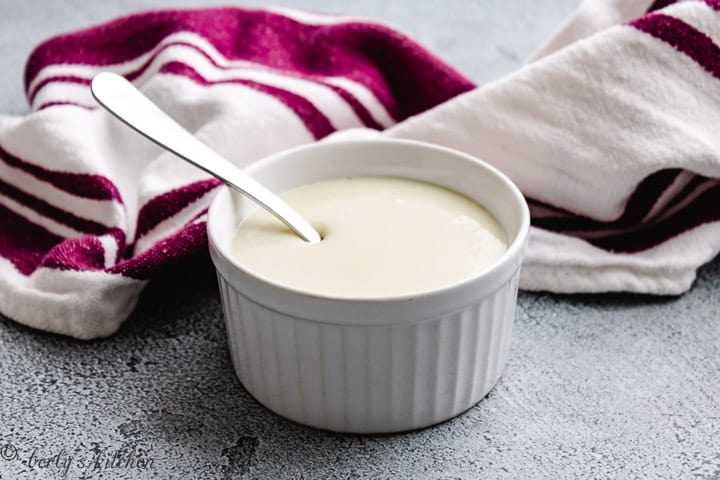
[2,1,720,479]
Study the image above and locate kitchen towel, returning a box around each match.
[1,0,719,338]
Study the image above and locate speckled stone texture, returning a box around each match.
[2,1,720,479]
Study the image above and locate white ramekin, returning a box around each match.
[207,139,529,433]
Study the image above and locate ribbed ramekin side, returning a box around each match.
[217,268,521,433]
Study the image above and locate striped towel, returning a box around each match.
[1,1,719,339]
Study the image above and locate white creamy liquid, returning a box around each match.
[232,176,507,296]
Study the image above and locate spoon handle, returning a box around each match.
[90,72,321,244]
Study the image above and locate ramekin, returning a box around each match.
[207,139,529,433]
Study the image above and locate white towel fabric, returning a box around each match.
[1,0,719,338]
[385,0,720,295]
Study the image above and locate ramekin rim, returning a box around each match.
[207,138,530,305]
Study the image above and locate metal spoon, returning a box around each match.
[90,72,321,244]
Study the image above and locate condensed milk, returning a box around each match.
[232,176,507,296]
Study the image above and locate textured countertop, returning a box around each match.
[2,1,720,479]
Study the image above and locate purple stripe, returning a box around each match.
[320,82,383,129]
[187,207,209,224]
[630,13,720,81]
[645,0,720,13]
[110,221,208,279]
[160,40,385,129]
[124,41,385,129]
[30,40,217,99]
[126,42,382,130]
[530,169,681,231]
[160,61,336,139]
[107,228,128,264]
[135,178,221,239]
[124,40,384,129]
[0,178,110,235]
[25,8,474,121]
[529,173,720,253]
[0,204,127,275]
[646,0,679,12]
[657,174,708,214]
[0,204,62,275]
[28,75,90,104]
[42,235,107,272]
[586,183,720,252]
[0,143,122,202]
[37,101,97,111]
[32,40,385,130]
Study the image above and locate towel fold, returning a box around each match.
[1,0,718,339]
